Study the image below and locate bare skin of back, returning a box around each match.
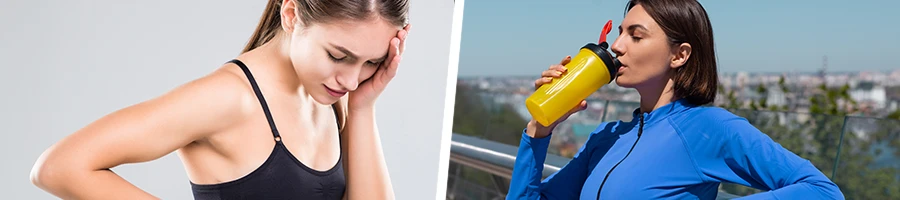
[30,46,344,199]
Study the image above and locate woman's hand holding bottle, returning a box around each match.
[526,55,589,138]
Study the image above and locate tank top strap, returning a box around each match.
[331,103,343,151]
[331,104,342,131]
[228,59,282,140]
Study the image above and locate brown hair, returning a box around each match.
[242,0,410,53]
[626,0,718,106]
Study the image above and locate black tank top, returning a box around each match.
[189,59,346,200]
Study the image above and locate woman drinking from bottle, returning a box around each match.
[507,0,843,199]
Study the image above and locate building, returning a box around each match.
[850,81,887,110]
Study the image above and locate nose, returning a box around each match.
[610,35,625,57]
[336,67,361,91]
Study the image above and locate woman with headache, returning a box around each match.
[31,0,410,199]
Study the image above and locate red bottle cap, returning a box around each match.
[599,20,613,44]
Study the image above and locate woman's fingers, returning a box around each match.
[383,37,402,81]
[572,100,588,113]
[397,24,410,55]
[533,55,573,90]
[555,100,588,124]
[534,77,552,90]
[559,55,572,66]
[541,68,565,78]
[529,55,582,128]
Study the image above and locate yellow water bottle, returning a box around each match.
[525,20,621,127]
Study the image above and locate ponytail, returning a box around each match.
[242,0,283,53]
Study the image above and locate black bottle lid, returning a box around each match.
[582,42,620,83]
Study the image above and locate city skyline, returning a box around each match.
[456,69,900,117]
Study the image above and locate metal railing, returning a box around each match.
[448,133,744,200]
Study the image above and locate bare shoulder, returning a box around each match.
[152,63,258,132]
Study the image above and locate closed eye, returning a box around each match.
[365,60,382,67]
[629,30,643,42]
[327,52,346,62]
[366,54,388,67]
[625,24,649,43]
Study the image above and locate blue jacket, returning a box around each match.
[507,99,844,200]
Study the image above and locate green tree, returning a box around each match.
[717,83,741,109]
[749,83,768,110]
[451,82,528,145]
[746,76,791,112]
[888,109,900,121]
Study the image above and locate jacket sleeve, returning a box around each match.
[709,118,845,200]
[506,129,594,200]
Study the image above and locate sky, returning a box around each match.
[457,0,900,77]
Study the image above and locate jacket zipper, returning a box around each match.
[596,114,644,200]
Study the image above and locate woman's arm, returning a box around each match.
[341,106,395,199]
[709,118,844,200]
[29,70,251,199]
[508,55,592,200]
[507,121,604,200]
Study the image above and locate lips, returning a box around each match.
[616,60,627,76]
[324,85,348,98]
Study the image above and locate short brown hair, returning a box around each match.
[626,0,718,106]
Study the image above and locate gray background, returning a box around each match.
[0,0,453,199]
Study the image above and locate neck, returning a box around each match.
[237,34,333,128]
[244,32,313,99]
[637,78,677,114]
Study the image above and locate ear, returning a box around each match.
[670,43,691,69]
[280,0,299,33]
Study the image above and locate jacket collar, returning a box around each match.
[630,98,696,125]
